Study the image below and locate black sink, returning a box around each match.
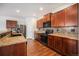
[11,34,22,37]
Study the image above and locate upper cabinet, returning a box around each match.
[51,4,78,27]
[37,4,78,28]
[6,20,17,28]
[65,4,78,26]
[51,13,55,27]
[37,13,52,28]
[44,13,51,22]
[51,10,65,27]
[37,18,44,28]
[56,10,65,27]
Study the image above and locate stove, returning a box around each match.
[40,29,53,45]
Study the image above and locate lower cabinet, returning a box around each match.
[63,38,78,56]
[35,33,41,42]
[54,36,63,53]
[0,45,14,56]
[48,35,54,48]
[13,43,26,56]
[48,35,78,56]
[0,43,26,56]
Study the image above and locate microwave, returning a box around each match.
[43,21,51,28]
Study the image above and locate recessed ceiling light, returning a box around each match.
[33,13,36,16]
[16,10,20,13]
[40,7,43,11]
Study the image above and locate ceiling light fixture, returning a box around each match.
[40,7,43,11]
[33,13,36,16]
[16,10,20,13]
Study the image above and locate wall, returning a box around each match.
[25,17,37,39]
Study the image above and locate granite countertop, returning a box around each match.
[0,29,11,34]
[0,35,27,47]
[48,33,78,40]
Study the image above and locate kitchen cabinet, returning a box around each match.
[53,13,59,27]
[55,10,65,27]
[54,36,63,53]
[65,4,78,26]
[37,13,52,28]
[44,13,51,22]
[63,38,78,56]
[37,19,43,28]
[0,45,14,56]
[13,43,26,56]
[48,35,78,56]
[6,20,17,28]
[48,35,54,48]
[51,13,55,27]
[48,35,63,54]
[51,10,65,27]
[51,4,78,27]
[35,32,41,41]
[0,43,26,56]
[37,4,78,28]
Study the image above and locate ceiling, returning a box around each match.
[0,3,74,18]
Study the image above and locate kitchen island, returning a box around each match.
[0,33,27,56]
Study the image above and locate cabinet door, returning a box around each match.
[54,36,63,53]
[56,10,65,27]
[48,36,52,48]
[36,33,41,41]
[0,45,14,56]
[14,43,26,56]
[6,20,17,28]
[37,19,43,28]
[51,13,55,27]
[63,38,78,56]
[48,35,56,49]
[44,13,51,22]
[65,4,77,26]
[40,19,43,28]
[52,13,60,27]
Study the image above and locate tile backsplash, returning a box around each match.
[37,26,78,37]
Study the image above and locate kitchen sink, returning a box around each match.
[11,34,22,37]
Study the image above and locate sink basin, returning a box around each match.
[11,34,22,37]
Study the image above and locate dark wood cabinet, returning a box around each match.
[54,36,63,53]
[51,13,54,27]
[35,33,41,41]
[37,19,43,28]
[37,4,78,28]
[37,13,52,28]
[6,20,17,28]
[48,35,63,54]
[51,4,78,27]
[48,35,54,48]
[44,13,51,22]
[55,10,65,27]
[0,43,26,56]
[65,4,78,26]
[13,43,26,56]
[0,45,14,56]
[63,38,78,56]
[48,35,78,56]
